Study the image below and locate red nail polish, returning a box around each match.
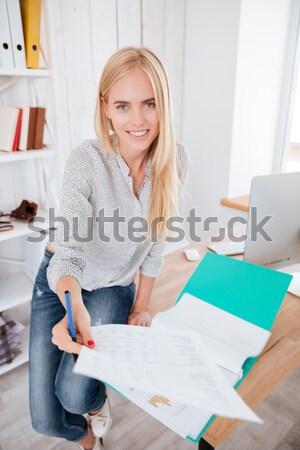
[88,340,95,346]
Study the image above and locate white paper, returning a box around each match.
[152,293,271,375]
[112,384,202,438]
[74,324,262,426]
[113,364,242,439]
[187,366,242,439]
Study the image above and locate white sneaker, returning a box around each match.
[79,436,102,450]
[89,396,112,438]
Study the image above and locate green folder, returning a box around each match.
[176,252,293,443]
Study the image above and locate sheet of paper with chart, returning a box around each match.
[152,293,271,377]
[74,324,262,438]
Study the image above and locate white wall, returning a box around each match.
[228,0,295,198]
[290,62,300,143]
[181,0,296,241]
[181,0,241,240]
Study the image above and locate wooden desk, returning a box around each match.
[149,243,300,448]
[221,195,250,212]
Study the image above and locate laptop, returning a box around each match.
[208,172,300,269]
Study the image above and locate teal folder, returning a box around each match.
[176,252,293,443]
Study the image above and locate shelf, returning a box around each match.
[0,149,56,163]
[0,213,52,243]
[0,272,33,311]
[0,68,51,77]
[0,324,30,376]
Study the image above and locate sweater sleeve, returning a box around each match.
[139,241,165,278]
[47,145,93,293]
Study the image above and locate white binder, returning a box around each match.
[5,0,26,69]
[0,0,14,68]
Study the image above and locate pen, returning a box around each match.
[64,290,78,362]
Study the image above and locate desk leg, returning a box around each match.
[198,438,215,450]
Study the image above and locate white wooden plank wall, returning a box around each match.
[52,0,186,156]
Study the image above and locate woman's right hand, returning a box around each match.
[51,302,95,355]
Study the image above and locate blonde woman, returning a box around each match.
[29,47,189,450]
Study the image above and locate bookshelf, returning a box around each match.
[0,0,60,375]
[0,325,30,376]
[0,148,55,163]
[0,68,52,77]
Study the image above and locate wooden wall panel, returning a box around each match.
[90,0,118,89]
[60,0,96,150]
[49,0,72,161]
[117,0,142,48]
[142,0,165,57]
[164,0,186,140]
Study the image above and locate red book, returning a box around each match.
[12,109,23,151]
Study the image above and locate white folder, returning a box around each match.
[0,0,14,68]
[5,0,26,69]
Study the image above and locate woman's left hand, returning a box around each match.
[127,309,151,327]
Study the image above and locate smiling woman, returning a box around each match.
[95,47,186,240]
[100,66,160,195]
[29,46,189,450]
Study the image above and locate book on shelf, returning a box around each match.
[33,107,46,149]
[12,108,23,151]
[19,106,30,150]
[26,107,38,149]
[0,106,46,152]
[0,107,20,151]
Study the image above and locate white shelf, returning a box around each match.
[0,272,33,311]
[0,214,52,243]
[0,68,51,77]
[0,325,30,376]
[0,149,56,163]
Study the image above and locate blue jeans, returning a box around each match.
[29,248,136,442]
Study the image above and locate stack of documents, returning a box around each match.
[74,322,263,438]
[74,253,292,441]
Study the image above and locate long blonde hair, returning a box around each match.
[94,47,181,241]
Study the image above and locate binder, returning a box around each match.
[0,0,14,68]
[175,252,292,442]
[20,0,42,69]
[5,0,27,69]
